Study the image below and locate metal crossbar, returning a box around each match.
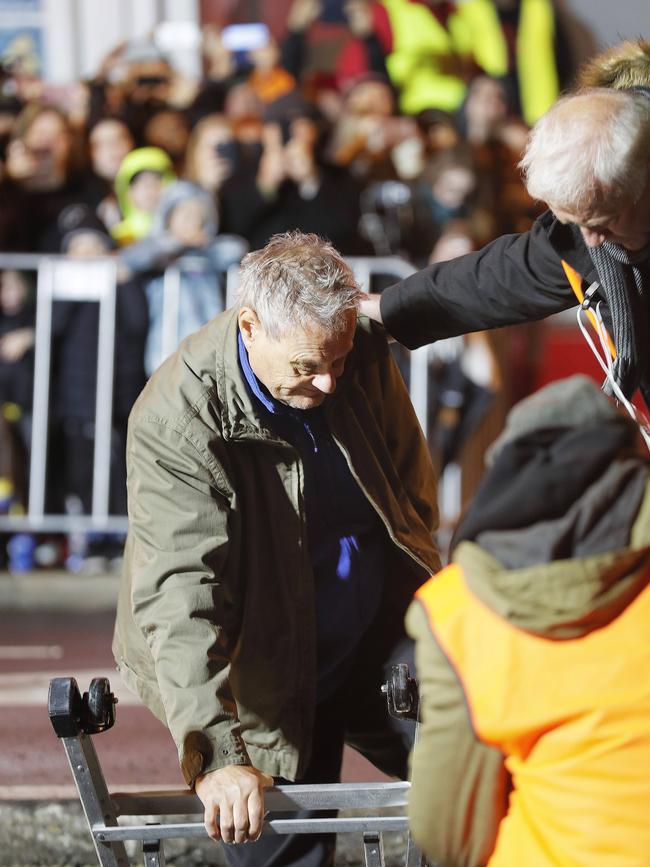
[49,676,424,867]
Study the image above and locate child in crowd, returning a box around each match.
[111,146,175,247]
[120,179,247,375]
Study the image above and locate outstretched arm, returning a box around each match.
[379,217,578,350]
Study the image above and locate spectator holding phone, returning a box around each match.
[228,93,367,253]
[185,114,240,197]
[190,20,292,126]
[1,103,87,251]
[184,113,261,241]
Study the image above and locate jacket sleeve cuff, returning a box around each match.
[379,277,438,350]
[181,729,251,787]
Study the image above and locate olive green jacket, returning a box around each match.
[113,307,440,786]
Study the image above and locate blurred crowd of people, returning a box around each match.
[0,0,593,567]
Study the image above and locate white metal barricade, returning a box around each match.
[0,253,127,535]
[1,254,429,536]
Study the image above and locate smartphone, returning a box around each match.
[215,140,239,164]
[221,23,270,54]
[320,0,347,24]
[155,21,202,52]
[136,75,168,87]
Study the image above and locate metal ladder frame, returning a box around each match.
[48,676,425,867]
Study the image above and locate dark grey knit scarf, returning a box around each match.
[588,239,650,400]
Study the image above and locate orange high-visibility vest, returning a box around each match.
[416,564,650,866]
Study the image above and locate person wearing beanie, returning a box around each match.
[407,374,650,866]
[119,180,246,375]
[359,41,650,417]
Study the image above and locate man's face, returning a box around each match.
[239,308,357,410]
[553,176,650,251]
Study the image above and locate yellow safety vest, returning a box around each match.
[382,0,559,121]
[459,0,560,126]
[416,563,650,866]
[382,0,476,114]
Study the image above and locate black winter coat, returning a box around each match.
[51,277,148,422]
[380,210,599,347]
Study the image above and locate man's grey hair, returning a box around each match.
[520,88,650,216]
[237,231,361,339]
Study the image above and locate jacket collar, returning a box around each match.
[539,209,601,285]
[212,307,353,443]
[213,307,280,443]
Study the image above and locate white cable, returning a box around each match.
[594,302,615,380]
[576,305,650,452]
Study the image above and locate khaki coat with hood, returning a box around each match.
[406,375,650,866]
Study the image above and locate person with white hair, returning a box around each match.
[360,85,650,415]
[112,230,440,866]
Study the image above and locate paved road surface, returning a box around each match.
[0,607,390,800]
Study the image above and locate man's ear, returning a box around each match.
[238,307,261,347]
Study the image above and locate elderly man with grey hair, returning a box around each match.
[113,231,440,866]
[361,85,650,414]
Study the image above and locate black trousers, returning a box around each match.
[222,636,416,867]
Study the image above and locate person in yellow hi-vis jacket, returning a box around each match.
[381,0,561,120]
[407,374,650,867]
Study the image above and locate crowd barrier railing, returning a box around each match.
[0,254,427,537]
[0,253,125,536]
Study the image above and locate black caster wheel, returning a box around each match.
[82,677,118,733]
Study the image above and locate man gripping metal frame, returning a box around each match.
[112,231,440,866]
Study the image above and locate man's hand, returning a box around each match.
[358,292,383,324]
[195,765,274,844]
